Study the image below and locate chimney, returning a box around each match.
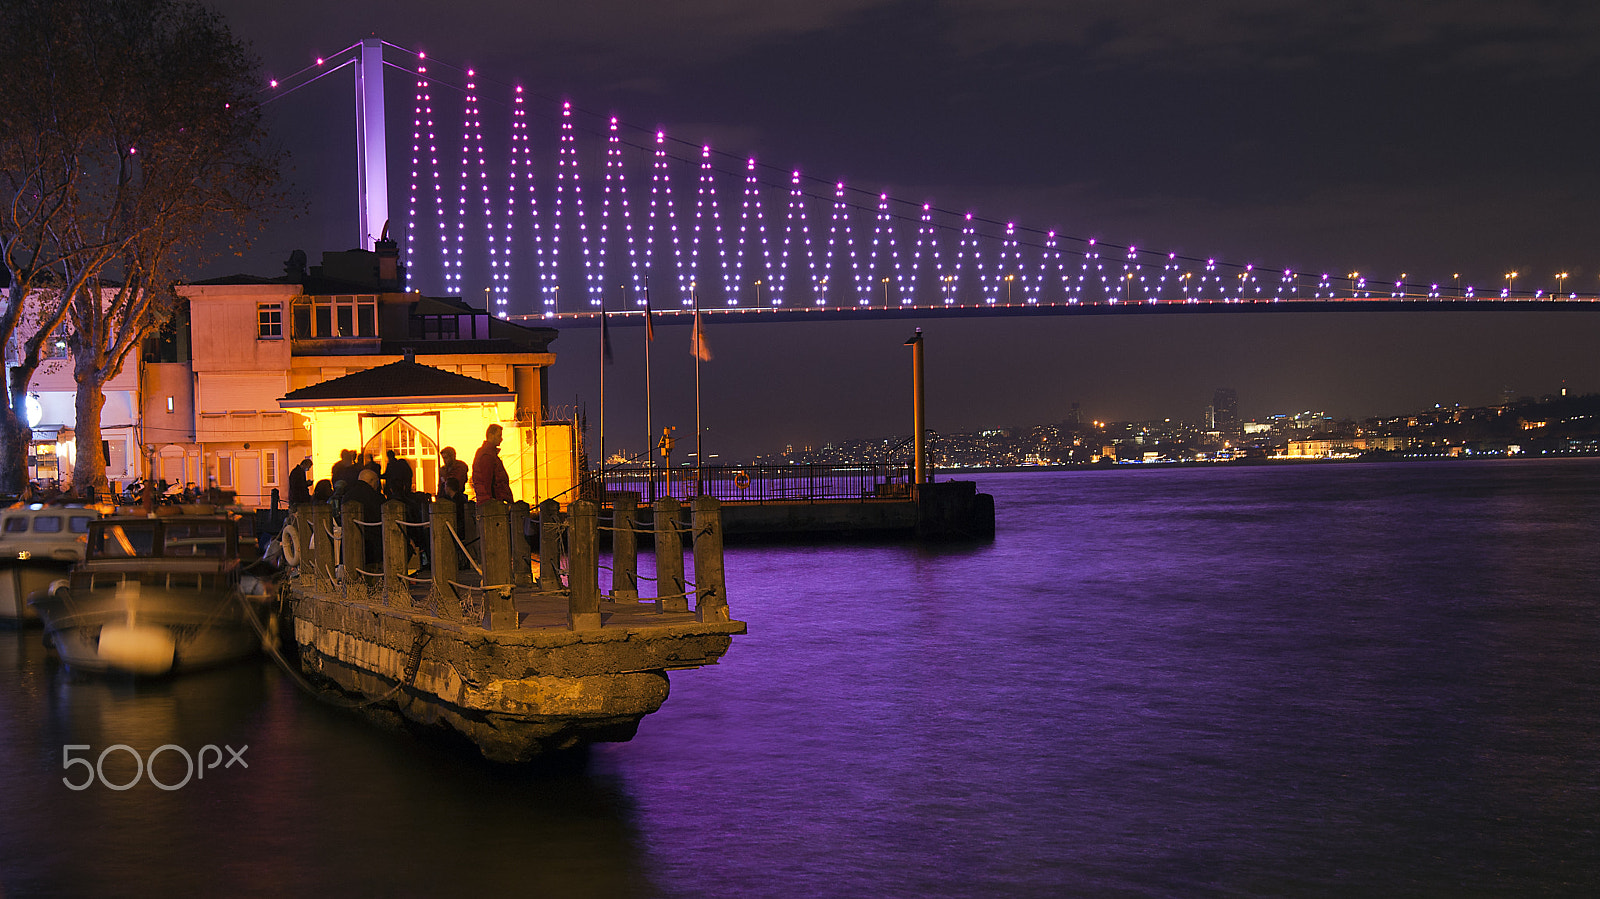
[375,232,400,289]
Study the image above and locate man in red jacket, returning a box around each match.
[471,424,513,502]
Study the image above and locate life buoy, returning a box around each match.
[733,470,750,491]
[280,525,301,567]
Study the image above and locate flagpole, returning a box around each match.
[694,287,703,496]
[644,275,654,503]
[598,300,606,478]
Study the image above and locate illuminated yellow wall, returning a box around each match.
[503,422,578,508]
[296,401,576,504]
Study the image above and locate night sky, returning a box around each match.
[203,0,1600,461]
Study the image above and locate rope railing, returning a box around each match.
[443,521,484,576]
[284,493,728,633]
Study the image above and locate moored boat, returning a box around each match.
[29,513,281,675]
[0,505,105,625]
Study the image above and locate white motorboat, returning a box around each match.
[29,513,281,675]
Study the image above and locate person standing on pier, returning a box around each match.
[288,457,313,506]
[331,449,357,489]
[438,446,468,496]
[346,468,385,564]
[472,424,513,502]
[382,450,413,501]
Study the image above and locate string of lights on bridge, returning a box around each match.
[263,43,1597,318]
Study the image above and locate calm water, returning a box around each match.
[3,460,1599,897]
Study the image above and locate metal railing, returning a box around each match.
[586,462,915,505]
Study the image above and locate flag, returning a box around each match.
[644,296,655,343]
[600,310,613,363]
[690,310,713,361]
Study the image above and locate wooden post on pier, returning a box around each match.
[340,500,365,587]
[308,504,335,587]
[462,500,480,569]
[612,494,639,600]
[479,499,517,630]
[537,499,562,593]
[653,497,686,612]
[381,500,409,608]
[568,499,601,630]
[691,495,729,623]
[291,504,313,582]
[510,501,533,588]
[429,498,459,618]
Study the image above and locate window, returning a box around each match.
[69,516,92,534]
[216,455,233,488]
[257,303,283,338]
[33,516,62,533]
[264,450,278,487]
[293,295,378,338]
[3,517,29,533]
[91,522,158,559]
[409,315,461,340]
[164,521,228,558]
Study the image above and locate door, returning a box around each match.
[234,451,261,508]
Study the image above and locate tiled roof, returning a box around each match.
[278,360,514,407]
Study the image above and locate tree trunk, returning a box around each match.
[71,346,110,499]
[0,366,33,494]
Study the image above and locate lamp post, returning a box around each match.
[904,328,925,488]
[882,276,891,308]
[1347,271,1360,299]
[1453,273,1462,296]
[1005,273,1015,304]
[1556,271,1569,298]
[1505,271,1518,296]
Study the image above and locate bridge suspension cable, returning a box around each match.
[258,41,1598,317]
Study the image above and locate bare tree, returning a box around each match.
[0,0,284,495]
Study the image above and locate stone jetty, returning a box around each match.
[282,495,745,762]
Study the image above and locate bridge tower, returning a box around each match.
[354,37,388,249]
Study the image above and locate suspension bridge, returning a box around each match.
[263,39,1600,323]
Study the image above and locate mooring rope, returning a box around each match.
[443,521,484,576]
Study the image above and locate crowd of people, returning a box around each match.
[287,424,513,509]
[284,424,521,567]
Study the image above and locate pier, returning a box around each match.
[282,495,745,762]
[589,463,997,540]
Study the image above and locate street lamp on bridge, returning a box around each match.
[1505,271,1518,296]
[1556,271,1569,298]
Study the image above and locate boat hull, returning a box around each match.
[30,582,270,676]
[3,561,75,624]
